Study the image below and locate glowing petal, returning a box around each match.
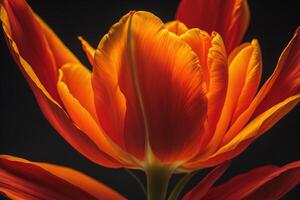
[57,63,132,167]
[35,14,79,67]
[181,30,228,150]
[221,40,261,138]
[253,27,300,117]
[92,14,128,157]
[1,0,78,99]
[230,40,262,123]
[180,29,211,85]
[205,33,228,138]
[93,11,207,163]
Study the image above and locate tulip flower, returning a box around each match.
[1,0,299,199]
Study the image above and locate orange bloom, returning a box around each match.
[1,0,300,199]
[1,0,299,173]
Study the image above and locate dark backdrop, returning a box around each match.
[1,0,299,199]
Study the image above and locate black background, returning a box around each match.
[0,0,299,199]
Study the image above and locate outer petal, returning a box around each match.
[93,11,207,163]
[203,161,300,200]
[176,0,250,53]
[165,20,188,35]
[230,41,262,123]
[1,0,78,99]
[57,63,134,167]
[35,14,79,67]
[181,30,228,151]
[1,2,124,168]
[183,162,230,200]
[0,155,125,200]
[92,14,128,157]
[57,64,97,120]
[211,40,261,147]
[252,27,300,117]
[222,27,300,145]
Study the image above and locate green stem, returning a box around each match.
[124,169,147,196]
[168,171,197,200]
[146,166,173,200]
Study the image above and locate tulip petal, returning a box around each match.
[165,20,188,35]
[253,27,300,117]
[205,33,228,133]
[181,30,228,150]
[0,155,125,200]
[79,36,95,66]
[93,11,207,163]
[34,13,79,67]
[222,40,261,134]
[1,0,79,99]
[92,15,128,157]
[203,161,300,200]
[230,41,262,123]
[222,27,300,145]
[176,0,250,53]
[58,63,97,120]
[216,40,261,142]
[1,3,124,168]
[183,162,230,200]
[180,29,211,86]
[1,0,57,98]
[57,63,133,167]
[193,39,261,161]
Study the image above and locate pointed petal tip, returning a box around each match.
[183,161,231,200]
[78,35,84,41]
[78,36,95,66]
[129,10,136,15]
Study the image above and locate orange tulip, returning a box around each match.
[1,0,300,170]
[1,0,300,199]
